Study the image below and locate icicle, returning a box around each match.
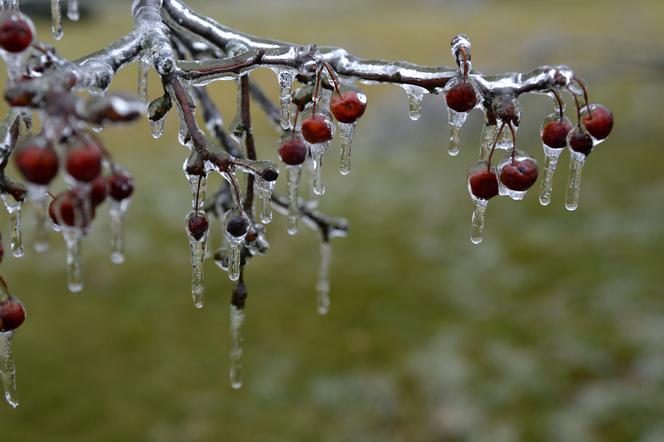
[316,241,331,315]
[150,117,165,139]
[565,151,586,211]
[470,199,488,245]
[310,141,331,196]
[138,60,149,106]
[28,185,50,253]
[229,305,245,389]
[401,85,427,121]
[286,165,302,235]
[109,199,130,264]
[186,212,208,309]
[66,0,79,21]
[447,109,468,157]
[224,211,248,282]
[254,177,275,224]
[62,229,83,293]
[338,122,355,175]
[273,68,295,130]
[187,173,207,211]
[539,145,563,206]
[0,332,18,408]
[1,194,24,258]
[227,238,242,282]
[51,0,63,40]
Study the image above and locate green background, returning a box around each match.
[1,0,663,441]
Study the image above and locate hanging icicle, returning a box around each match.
[400,85,427,121]
[62,228,83,292]
[51,0,63,40]
[27,185,50,253]
[0,193,23,258]
[286,165,302,235]
[272,68,295,130]
[253,176,275,224]
[224,211,249,282]
[229,304,245,389]
[565,151,586,211]
[66,0,79,21]
[316,240,331,315]
[138,60,149,106]
[109,199,129,264]
[186,211,209,309]
[338,122,355,175]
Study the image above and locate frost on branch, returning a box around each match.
[0,0,613,402]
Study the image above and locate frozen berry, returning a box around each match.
[0,13,33,53]
[330,91,367,124]
[226,214,249,238]
[279,139,308,165]
[301,114,333,144]
[0,297,26,332]
[261,166,279,182]
[445,81,477,113]
[14,137,59,185]
[568,126,594,156]
[581,104,613,140]
[500,158,539,192]
[469,167,499,200]
[48,191,94,228]
[187,212,209,241]
[541,115,573,149]
[107,172,134,201]
[66,137,103,182]
[90,175,108,207]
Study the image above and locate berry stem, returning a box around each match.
[291,107,300,142]
[322,62,342,97]
[572,76,592,119]
[458,46,469,79]
[508,122,517,163]
[311,66,324,114]
[486,121,506,170]
[550,89,565,120]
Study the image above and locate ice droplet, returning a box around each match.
[62,229,83,293]
[109,199,131,264]
[66,0,79,21]
[273,68,295,130]
[254,177,275,225]
[401,85,427,121]
[229,304,245,389]
[186,212,208,309]
[138,60,149,105]
[28,186,50,252]
[338,122,355,175]
[539,144,563,206]
[150,117,165,139]
[447,108,468,157]
[286,165,302,235]
[51,0,63,40]
[470,199,488,245]
[310,141,331,196]
[1,194,24,258]
[565,151,586,211]
[0,331,18,408]
[316,241,331,315]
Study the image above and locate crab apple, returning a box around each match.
[226,214,250,239]
[541,114,573,149]
[468,162,499,200]
[581,104,613,140]
[0,296,26,332]
[330,91,367,124]
[0,12,34,53]
[66,137,103,182]
[445,80,477,113]
[279,139,308,165]
[187,212,209,241]
[301,113,334,144]
[48,190,94,228]
[499,157,539,192]
[90,175,108,207]
[14,137,59,185]
[107,172,134,201]
[568,126,594,156]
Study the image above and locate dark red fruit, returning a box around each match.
[107,172,134,201]
[0,13,33,53]
[541,118,573,149]
[568,126,594,156]
[187,213,209,241]
[261,166,279,182]
[0,297,26,332]
[301,114,333,144]
[445,81,477,113]
[90,175,108,207]
[14,138,59,185]
[279,139,308,166]
[226,215,249,238]
[66,140,103,182]
[48,191,94,228]
[500,159,539,192]
[469,169,499,200]
[330,91,367,124]
[581,104,613,140]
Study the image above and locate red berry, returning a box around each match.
[445,80,477,113]
[0,297,26,332]
[14,137,59,185]
[330,91,367,124]
[469,168,499,200]
[48,191,94,228]
[568,126,594,156]
[66,138,103,182]
[226,214,249,238]
[90,175,108,207]
[0,13,33,53]
[499,158,539,192]
[301,114,333,144]
[187,213,209,241]
[581,104,613,140]
[279,139,308,165]
[541,116,573,149]
[107,172,134,201]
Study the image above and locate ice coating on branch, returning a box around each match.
[286,165,302,235]
[0,331,18,408]
[539,144,563,206]
[51,0,63,40]
[110,199,130,264]
[66,0,79,21]
[28,185,50,253]
[316,240,331,315]
[400,85,427,121]
[62,229,83,292]
[338,122,355,175]
[565,151,586,211]
[229,304,245,389]
[272,67,295,130]
[138,60,149,105]
[1,194,24,258]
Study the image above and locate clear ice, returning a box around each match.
[186,212,208,309]
[539,144,563,206]
[0,194,24,258]
[273,68,295,130]
[470,198,488,245]
[338,122,355,175]
[62,229,83,293]
[254,177,275,224]
[150,117,165,139]
[138,60,149,105]
[66,0,79,21]
[565,151,586,211]
[51,0,63,40]
[28,185,50,252]
[229,305,245,389]
[286,165,302,235]
[316,241,331,315]
[0,331,18,408]
[309,141,331,196]
[109,199,130,264]
[401,84,427,121]
[447,108,469,157]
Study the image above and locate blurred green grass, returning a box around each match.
[0,1,663,441]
